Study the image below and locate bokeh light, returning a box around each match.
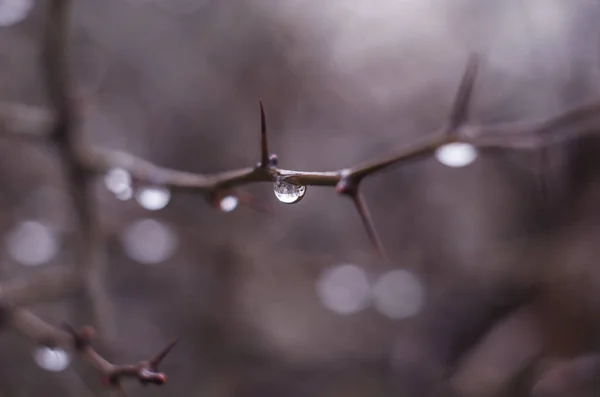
[121,218,177,264]
[0,0,33,27]
[316,263,371,315]
[371,269,424,320]
[104,168,133,200]
[6,221,59,266]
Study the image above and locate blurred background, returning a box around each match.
[2,0,600,396]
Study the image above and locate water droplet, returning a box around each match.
[104,168,132,196]
[135,186,171,211]
[435,142,478,168]
[33,346,70,372]
[219,195,238,212]
[273,177,306,204]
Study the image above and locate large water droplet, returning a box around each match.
[273,177,306,204]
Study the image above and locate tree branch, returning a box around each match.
[42,0,116,342]
[1,306,176,391]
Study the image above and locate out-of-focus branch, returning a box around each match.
[42,0,116,342]
[0,102,54,139]
[532,354,600,397]
[1,305,176,391]
[0,268,79,307]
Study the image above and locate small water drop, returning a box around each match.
[273,177,306,204]
[135,186,171,211]
[219,195,238,212]
[33,346,70,372]
[435,142,478,168]
[104,168,132,195]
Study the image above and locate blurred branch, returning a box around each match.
[0,0,170,392]
[1,307,176,391]
[0,268,79,307]
[42,0,116,341]
[532,354,600,397]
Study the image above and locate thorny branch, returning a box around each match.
[0,0,600,393]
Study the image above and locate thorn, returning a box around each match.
[336,176,388,259]
[350,190,387,259]
[149,337,179,370]
[259,99,269,168]
[448,53,479,134]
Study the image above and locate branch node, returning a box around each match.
[62,322,95,351]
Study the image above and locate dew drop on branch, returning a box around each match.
[33,346,70,372]
[219,195,238,212]
[435,142,478,168]
[135,186,171,211]
[104,168,132,200]
[273,177,306,204]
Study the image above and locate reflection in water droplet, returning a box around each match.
[316,264,371,315]
[273,177,306,204]
[6,221,59,266]
[371,269,424,320]
[135,186,171,211]
[33,346,70,372]
[121,218,177,265]
[0,0,33,26]
[219,195,238,212]
[435,143,478,168]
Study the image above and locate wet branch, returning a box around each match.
[2,53,600,254]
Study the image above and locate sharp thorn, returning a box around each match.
[448,53,479,133]
[259,99,269,167]
[150,337,179,369]
[349,189,388,260]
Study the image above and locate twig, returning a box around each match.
[1,306,177,391]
